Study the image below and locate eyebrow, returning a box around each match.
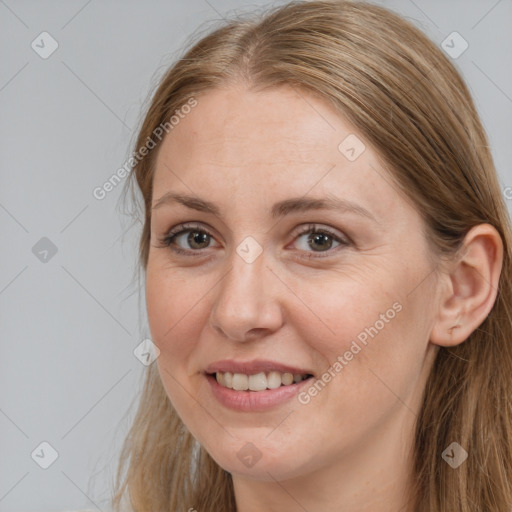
[151,192,377,222]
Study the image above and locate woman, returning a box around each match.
[112,1,512,510]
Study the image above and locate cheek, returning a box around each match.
[145,268,207,422]
[290,265,430,405]
[288,265,402,356]
[145,266,204,367]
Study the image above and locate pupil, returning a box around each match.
[310,233,331,251]
[188,231,209,249]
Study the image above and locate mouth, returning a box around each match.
[207,371,314,392]
[203,359,316,411]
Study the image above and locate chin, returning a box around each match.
[202,436,314,482]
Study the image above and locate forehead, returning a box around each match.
[161,85,338,162]
[152,84,412,223]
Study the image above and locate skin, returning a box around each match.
[145,83,503,512]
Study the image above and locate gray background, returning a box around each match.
[1,0,511,510]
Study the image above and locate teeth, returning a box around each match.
[213,371,310,391]
[248,372,267,391]
[267,371,282,389]
[232,373,249,391]
[282,372,293,386]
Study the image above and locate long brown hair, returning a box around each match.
[112,1,512,510]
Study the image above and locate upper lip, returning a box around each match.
[204,359,314,376]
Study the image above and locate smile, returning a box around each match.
[205,372,315,412]
[212,371,312,391]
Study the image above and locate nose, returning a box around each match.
[209,249,284,342]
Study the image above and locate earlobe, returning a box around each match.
[430,223,503,348]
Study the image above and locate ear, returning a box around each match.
[430,223,503,347]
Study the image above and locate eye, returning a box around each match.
[155,222,351,258]
[290,224,350,256]
[156,223,219,255]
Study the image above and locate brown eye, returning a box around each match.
[292,224,350,256]
[159,223,219,255]
[186,231,211,249]
[306,232,333,251]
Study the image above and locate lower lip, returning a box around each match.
[205,373,314,412]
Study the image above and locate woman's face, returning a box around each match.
[146,84,440,481]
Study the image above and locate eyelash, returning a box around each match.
[156,222,351,259]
